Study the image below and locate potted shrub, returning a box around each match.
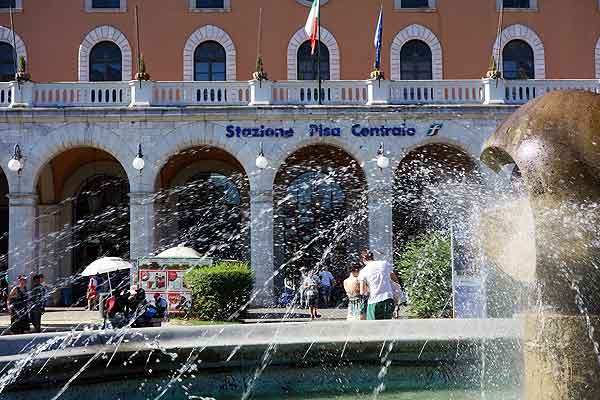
[15,56,30,82]
[135,55,150,81]
[485,56,502,80]
[252,55,268,81]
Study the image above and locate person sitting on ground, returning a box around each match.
[344,264,366,320]
[303,270,321,320]
[7,275,30,334]
[318,267,335,307]
[154,292,168,320]
[29,274,47,333]
[358,249,399,320]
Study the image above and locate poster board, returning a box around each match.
[134,257,212,313]
[451,225,486,319]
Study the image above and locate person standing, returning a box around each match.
[30,274,46,333]
[358,249,399,320]
[7,275,30,334]
[299,267,308,309]
[303,270,321,320]
[86,275,98,311]
[318,267,335,307]
[344,264,366,320]
[0,272,9,312]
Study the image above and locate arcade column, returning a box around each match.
[250,188,274,306]
[8,193,37,282]
[37,204,60,287]
[367,168,394,264]
[129,192,156,260]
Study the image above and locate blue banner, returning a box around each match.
[373,6,383,69]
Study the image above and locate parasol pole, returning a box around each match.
[107,271,113,293]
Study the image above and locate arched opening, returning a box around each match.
[503,39,534,80]
[297,40,330,80]
[393,144,478,250]
[400,39,433,80]
[154,147,249,261]
[194,41,226,81]
[89,41,123,82]
[273,144,368,301]
[0,42,15,82]
[36,148,130,305]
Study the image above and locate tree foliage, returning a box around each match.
[395,232,453,318]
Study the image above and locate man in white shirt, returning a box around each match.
[358,249,398,320]
[318,268,335,307]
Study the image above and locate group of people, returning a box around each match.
[102,284,169,329]
[300,249,406,321]
[5,274,47,334]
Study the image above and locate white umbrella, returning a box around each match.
[156,244,202,259]
[81,257,132,292]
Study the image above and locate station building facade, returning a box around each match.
[0,0,597,301]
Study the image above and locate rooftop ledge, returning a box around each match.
[0,79,598,110]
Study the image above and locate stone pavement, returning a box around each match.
[0,306,408,334]
[0,306,360,334]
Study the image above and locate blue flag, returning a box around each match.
[373,6,383,69]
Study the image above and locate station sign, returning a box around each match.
[225,123,442,139]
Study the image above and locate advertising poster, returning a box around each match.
[134,257,211,314]
[139,270,167,291]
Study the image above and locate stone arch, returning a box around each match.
[492,24,545,79]
[61,161,128,200]
[287,26,340,80]
[151,139,249,192]
[25,131,136,195]
[0,26,27,64]
[391,24,443,80]
[403,138,478,164]
[183,25,237,81]
[595,36,600,79]
[78,25,133,81]
[275,137,364,175]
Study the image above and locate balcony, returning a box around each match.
[2,78,599,109]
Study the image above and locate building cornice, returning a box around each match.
[0,105,518,124]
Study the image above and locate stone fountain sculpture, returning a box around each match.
[481,90,600,400]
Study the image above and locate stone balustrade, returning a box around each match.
[1,78,598,108]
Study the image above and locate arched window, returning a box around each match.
[0,42,15,82]
[194,41,226,81]
[503,39,534,80]
[297,40,330,80]
[89,41,122,82]
[400,39,432,80]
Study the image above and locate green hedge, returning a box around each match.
[395,232,453,319]
[183,261,254,320]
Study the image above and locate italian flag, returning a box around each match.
[304,0,320,55]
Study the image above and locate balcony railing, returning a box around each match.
[2,79,599,109]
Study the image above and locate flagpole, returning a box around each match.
[317,4,322,105]
[9,4,19,89]
[135,5,142,87]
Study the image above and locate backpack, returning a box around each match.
[105,296,117,317]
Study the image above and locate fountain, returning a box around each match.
[1,90,600,399]
[481,90,600,399]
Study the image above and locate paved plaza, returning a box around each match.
[0,306,373,334]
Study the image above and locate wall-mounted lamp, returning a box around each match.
[256,142,269,169]
[376,142,390,169]
[132,143,145,172]
[8,144,22,173]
